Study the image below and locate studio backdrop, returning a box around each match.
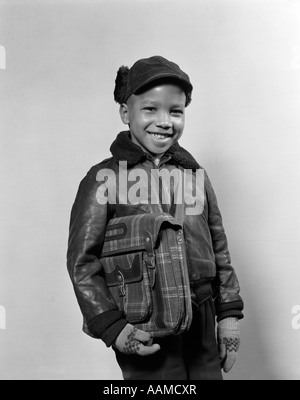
[0,0,300,380]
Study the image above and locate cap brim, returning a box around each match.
[133,72,193,94]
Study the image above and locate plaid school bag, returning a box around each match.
[100,212,193,337]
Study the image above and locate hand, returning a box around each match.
[217,317,240,373]
[113,323,161,356]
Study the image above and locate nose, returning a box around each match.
[155,112,172,129]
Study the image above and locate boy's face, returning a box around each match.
[120,83,186,159]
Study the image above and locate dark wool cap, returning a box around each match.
[124,55,193,102]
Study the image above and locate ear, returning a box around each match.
[119,103,130,125]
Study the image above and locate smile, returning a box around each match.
[148,132,174,140]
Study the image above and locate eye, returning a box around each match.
[171,109,184,115]
[143,107,157,112]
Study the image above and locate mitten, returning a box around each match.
[113,323,161,356]
[217,317,240,373]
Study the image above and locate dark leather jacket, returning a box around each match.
[67,131,244,346]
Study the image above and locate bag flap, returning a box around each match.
[104,252,143,286]
[101,212,182,257]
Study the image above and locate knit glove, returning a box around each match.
[217,317,240,373]
[113,323,161,356]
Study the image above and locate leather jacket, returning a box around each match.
[67,131,244,346]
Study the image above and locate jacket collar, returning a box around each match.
[110,131,200,170]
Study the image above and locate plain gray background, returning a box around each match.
[1,0,300,380]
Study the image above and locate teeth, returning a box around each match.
[151,134,169,140]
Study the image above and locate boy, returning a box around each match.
[67,55,244,380]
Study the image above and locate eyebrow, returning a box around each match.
[140,99,185,107]
[140,99,159,105]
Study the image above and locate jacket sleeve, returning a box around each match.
[204,170,244,321]
[66,164,127,346]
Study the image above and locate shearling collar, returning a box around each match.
[110,131,200,170]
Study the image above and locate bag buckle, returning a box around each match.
[144,252,156,288]
[117,271,125,297]
[145,253,155,269]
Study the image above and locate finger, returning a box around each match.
[223,352,236,373]
[134,328,152,343]
[218,342,226,362]
[137,343,161,356]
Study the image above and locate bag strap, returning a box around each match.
[174,200,185,226]
[144,230,156,288]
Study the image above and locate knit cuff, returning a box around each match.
[217,309,243,322]
[215,300,244,322]
[101,319,128,347]
[87,310,126,341]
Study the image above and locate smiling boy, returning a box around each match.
[67,56,244,380]
[120,82,186,160]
